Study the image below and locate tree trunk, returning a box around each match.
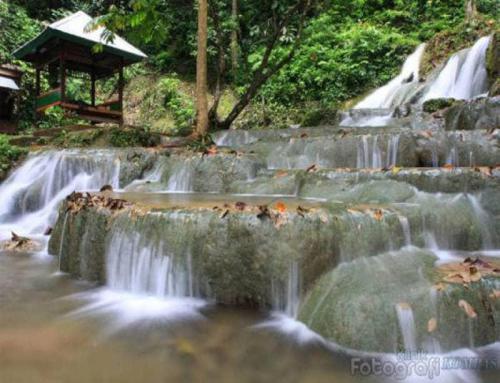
[230,0,239,77]
[465,0,477,23]
[195,0,209,137]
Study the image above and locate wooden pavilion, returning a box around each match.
[13,11,147,124]
[0,64,23,133]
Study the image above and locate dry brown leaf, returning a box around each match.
[489,290,500,300]
[458,300,477,318]
[275,170,289,178]
[235,201,247,211]
[306,164,318,173]
[474,166,492,177]
[373,209,384,221]
[428,318,437,333]
[275,202,287,213]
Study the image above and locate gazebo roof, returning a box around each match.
[13,11,147,63]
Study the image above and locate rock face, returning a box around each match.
[486,32,499,95]
[298,249,500,353]
[444,97,500,131]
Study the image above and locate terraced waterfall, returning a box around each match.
[1,36,499,383]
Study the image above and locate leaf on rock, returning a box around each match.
[474,166,492,177]
[235,201,247,211]
[306,164,318,173]
[458,300,477,319]
[275,202,287,213]
[427,317,437,333]
[489,290,500,300]
[443,163,454,169]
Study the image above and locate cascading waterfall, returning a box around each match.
[422,36,491,101]
[356,135,399,168]
[355,43,427,110]
[167,161,195,192]
[106,226,195,297]
[395,303,418,352]
[0,150,121,237]
[271,261,301,318]
[343,36,492,127]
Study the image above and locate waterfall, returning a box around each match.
[423,36,491,101]
[398,215,412,246]
[167,161,195,192]
[106,224,195,297]
[396,303,418,352]
[356,135,385,168]
[386,135,400,167]
[0,150,121,237]
[355,43,427,109]
[271,261,301,318]
[467,195,495,249]
[346,35,492,124]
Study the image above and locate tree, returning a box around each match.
[208,0,318,130]
[195,0,209,137]
[464,0,477,23]
[93,0,321,132]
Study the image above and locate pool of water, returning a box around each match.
[1,250,499,383]
[0,250,367,383]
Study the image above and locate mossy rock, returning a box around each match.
[422,98,458,114]
[298,249,500,353]
[486,32,499,88]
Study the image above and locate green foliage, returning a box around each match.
[37,106,81,130]
[51,129,104,148]
[422,98,457,114]
[0,134,27,173]
[159,77,195,132]
[108,127,158,148]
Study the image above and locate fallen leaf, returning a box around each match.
[372,209,384,221]
[275,170,289,178]
[428,318,437,333]
[458,300,477,318]
[257,205,271,220]
[235,201,247,211]
[392,166,401,174]
[275,202,287,213]
[443,163,454,169]
[489,290,500,300]
[175,338,196,356]
[474,166,492,177]
[297,205,310,217]
[306,164,318,173]
[219,209,229,219]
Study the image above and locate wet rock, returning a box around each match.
[422,98,458,114]
[298,249,500,353]
[444,97,500,131]
[1,232,43,253]
[486,32,499,94]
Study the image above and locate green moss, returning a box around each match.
[422,98,458,113]
[420,19,499,78]
[108,127,160,148]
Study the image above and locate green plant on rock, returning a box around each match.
[0,134,27,174]
[109,127,159,148]
[37,106,81,130]
[160,76,195,133]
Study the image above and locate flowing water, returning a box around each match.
[0,35,499,383]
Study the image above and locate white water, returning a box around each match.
[396,303,418,352]
[167,161,195,192]
[106,227,195,297]
[344,36,492,127]
[0,150,120,239]
[355,43,427,109]
[423,36,491,101]
[271,261,301,318]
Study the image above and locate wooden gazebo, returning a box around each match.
[13,11,146,124]
[0,64,23,133]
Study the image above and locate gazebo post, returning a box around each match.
[118,61,124,127]
[59,52,66,103]
[35,64,41,123]
[90,69,96,107]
